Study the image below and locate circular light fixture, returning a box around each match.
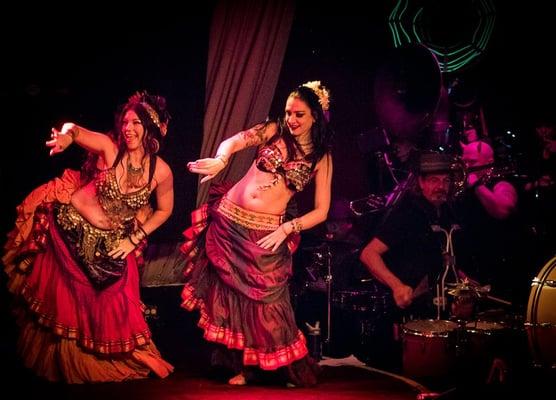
[388,0,496,73]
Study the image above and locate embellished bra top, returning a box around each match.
[255,143,313,192]
[95,153,156,226]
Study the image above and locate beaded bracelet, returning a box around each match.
[137,226,148,238]
[129,234,140,246]
[290,218,303,234]
[67,127,79,141]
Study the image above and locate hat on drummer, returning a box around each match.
[417,152,455,175]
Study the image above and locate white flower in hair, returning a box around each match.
[301,80,330,111]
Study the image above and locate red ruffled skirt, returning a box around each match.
[180,185,318,385]
[5,202,173,383]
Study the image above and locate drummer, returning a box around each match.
[359,152,462,371]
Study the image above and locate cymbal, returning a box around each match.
[446,282,491,297]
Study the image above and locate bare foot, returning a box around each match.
[228,373,247,386]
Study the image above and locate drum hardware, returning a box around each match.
[300,239,373,359]
[324,251,333,352]
[446,281,490,296]
[305,251,324,282]
[431,224,461,319]
[329,288,390,363]
[349,193,386,216]
[306,243,333,352]
[299,248,392,360]
[532,277,556,287]
[305,321,322,360]
[446,282,512,306]
[526,255,556,368]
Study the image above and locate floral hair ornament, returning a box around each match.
[127,90,167,136]
[301,80,330,112]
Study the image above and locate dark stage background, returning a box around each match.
[1,1,555,245]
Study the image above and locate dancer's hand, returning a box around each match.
[256,224,290,252]
[46,124,74,156]
[187,157,227,183]
[108,238,136,259]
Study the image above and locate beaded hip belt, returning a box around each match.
[217,196,284,231]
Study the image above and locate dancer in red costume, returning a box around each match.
[182,81,333,386]
[3,91,174,383]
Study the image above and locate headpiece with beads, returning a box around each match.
[127,91,168,136]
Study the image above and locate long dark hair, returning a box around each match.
[278,85,333,167]
[79,92,170,185]
[115,91,171,157]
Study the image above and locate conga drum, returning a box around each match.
[462,320,507,379]
[402,319,458,378]
[525,256,556,367]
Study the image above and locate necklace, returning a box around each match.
[127,158,145,189]
[297,141,313,157]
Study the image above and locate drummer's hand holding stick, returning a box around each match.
[393,283,413,309]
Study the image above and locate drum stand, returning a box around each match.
[323,243,333,353]
[303,243,333,359]
[431,224,461,319]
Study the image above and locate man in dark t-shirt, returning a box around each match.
[361,153,459,317]
[358,153,460,371]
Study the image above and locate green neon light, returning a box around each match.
[388,0,496,73]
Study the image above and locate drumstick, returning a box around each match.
[481,293,512,306]
[412,276,429,300]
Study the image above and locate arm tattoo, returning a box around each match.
[241,124,266,146]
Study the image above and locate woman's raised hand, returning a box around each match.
[46,123,75,156]
[187,156,227,183]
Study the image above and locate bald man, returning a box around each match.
[457,140,532,310]
[461,141,517,219]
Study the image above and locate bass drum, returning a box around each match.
[526,255,556,367]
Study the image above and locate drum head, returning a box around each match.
[526,255,556,367]
[403,319,458,336]
[527,256,556,325]
[465,320,505,333]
